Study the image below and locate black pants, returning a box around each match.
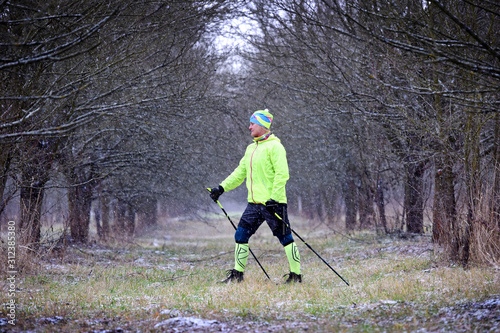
[235,203,294,246]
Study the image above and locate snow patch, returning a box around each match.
[154,316,219,329]
[37,316,66,324]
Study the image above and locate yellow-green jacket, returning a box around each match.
[221,134,289,204]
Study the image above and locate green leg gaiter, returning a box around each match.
[234,243,249,272]
[284,242,301,275]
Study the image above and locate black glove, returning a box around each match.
[209,185,224,202]
[265,199,279,214]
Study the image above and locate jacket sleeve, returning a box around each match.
[220,148,248,192]
[270,142,289,202]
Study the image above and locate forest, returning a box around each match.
[1,0,499,331]
[2,0,498,265]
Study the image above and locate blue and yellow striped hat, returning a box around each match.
[250,109,273,129]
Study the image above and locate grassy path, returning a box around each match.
[1,216,499,332]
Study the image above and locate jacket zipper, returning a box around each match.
[250,142,259,203]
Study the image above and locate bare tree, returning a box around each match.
[1,0,240,244]
[241,0,498,264]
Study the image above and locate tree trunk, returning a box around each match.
[124,203,135,238]
[137,197,158,233]
[0,148,13,217]
[431,68,459,254]
[99,195,110,240]
[68,182,93,243]
[343,156,358,231]
[343,179,357,231]
[358,181,375,230]
[460,112,481,266]
[375,179,388,234]
[433,160,457,247]
[405,161,425,234]
[301,188,315,220]
[19,140,53,246]
[94,200,102,239]
[493,114,500,230]
[66,163,95,243]
[113,199,135,239]
[114,199,127,238]
[19,179,45,246]
[318,189,332,224]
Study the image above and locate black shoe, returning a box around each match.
[283,272,302,284]
[219,269,244,283]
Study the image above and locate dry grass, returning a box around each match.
[471,211,500,267]
[1,216,499,332]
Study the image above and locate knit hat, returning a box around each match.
[250,109,273,129]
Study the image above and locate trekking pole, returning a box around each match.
[206,188,271,281]
[273,212,350,286]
